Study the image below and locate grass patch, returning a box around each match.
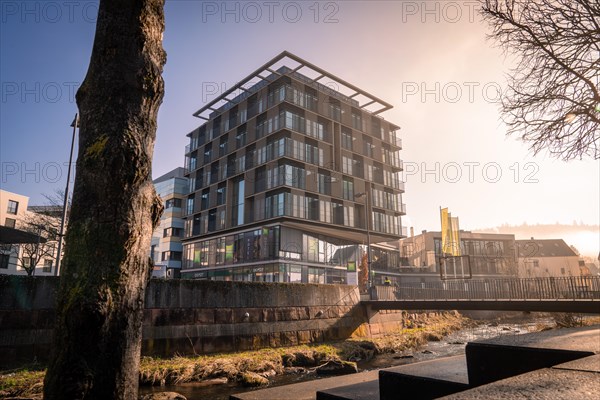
[0,368,45,398]
[139,343,341,386]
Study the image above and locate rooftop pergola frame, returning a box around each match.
[193,51,396,122]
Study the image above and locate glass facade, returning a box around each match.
[181,225,356,284]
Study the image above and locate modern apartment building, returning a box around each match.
[182,52,406,283]
[150,167,188,278]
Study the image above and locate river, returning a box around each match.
[139,316,556,400]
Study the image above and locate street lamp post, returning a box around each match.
[55,113,78,276]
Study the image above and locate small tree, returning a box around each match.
[481,0,600,160]
[16,211,59,276]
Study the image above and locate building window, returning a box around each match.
[163,227,183,238]
[208,209,217,232]
[6,200,18,215]
[317,172,331,195]
[342,156,352,175]
[236,129,247,148]
[306,195,319,221]
[342,177,354,200]
[344,205,355,227]
[351,112,362,131]
[200,189,210,210]
[162,251,182,261]
[332,201,344,225]
[43,259,53,273]
[266,192,286,218]
[219,136,228,157]
[203,143,212,164]
[0,254,9,269]
[217,183,226,206]
[328,100,341,121]
[186,196,195,216]
[4,218,16,228]
[165,198,182,209]
[232,178,245,226]
[210,162,220,184]
[341,129,353,150]
[363,137,374,158]
[20,257,33,270]
[305,140,322,166]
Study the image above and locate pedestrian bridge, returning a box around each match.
[365,276,600,314]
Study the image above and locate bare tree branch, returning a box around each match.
[481,0,600,160]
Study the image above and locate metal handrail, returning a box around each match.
[372,276,600,301]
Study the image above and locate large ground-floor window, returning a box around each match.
[181,263,349,284]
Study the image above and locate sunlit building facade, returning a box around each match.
[0,189,60,276]
[150,168,188,278]
[181,52,406,283]
[398,230,518,283]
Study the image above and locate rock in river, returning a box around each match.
[315,360,358,376]
[140,392,187,400]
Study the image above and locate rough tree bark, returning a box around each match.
[43,1,166,399]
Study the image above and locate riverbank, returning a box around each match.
[5,312,597,399]
[138,311,470,387]
[0,311,468,398]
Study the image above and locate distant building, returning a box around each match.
[516,238,581,278]
[582,262,600,276]
[398,230,517,284]
[0,189,60,276]
[150,168,188,278]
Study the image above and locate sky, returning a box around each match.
[1,1,598,255]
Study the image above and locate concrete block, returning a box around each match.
[466,326,599,386]
[297,330,312,344]
[440,368,600,399]
[194,308,215,324]
[379,355,469,400]
[317,379,379,400]
[215,308,234,324]
[280,331,299,347]
[553,354,600,373]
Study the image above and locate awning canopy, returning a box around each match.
[0,225,47,244]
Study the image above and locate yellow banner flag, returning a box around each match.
[440,208,461,256]
[440,207,451,255]
[450,216,461,256]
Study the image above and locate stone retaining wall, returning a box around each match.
[0,276,407,366]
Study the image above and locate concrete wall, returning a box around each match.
[0,276,402,367]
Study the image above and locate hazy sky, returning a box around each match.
[1,1,598,251]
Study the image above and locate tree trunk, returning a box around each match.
[43,1,165,399]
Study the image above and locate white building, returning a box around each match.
[0,189,60,276]
[516,238,581,278]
